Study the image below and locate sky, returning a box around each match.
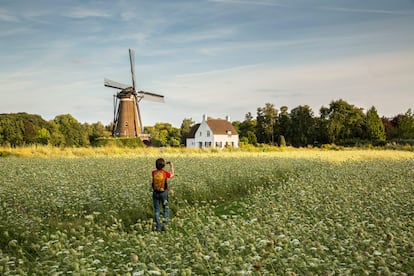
[1,0,413,127]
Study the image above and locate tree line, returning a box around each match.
[0,113,111,147]
[233,99,414,147]
[1,99,413,148]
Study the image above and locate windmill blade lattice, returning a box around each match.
[129,49,136,91]
[104,78,129,90]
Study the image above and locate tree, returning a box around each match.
[397,109,414,139]
[180,118,194,146]
[145,122,181,147]
[239,112,257,144]
[279,135,286,147]
[17,113,48,144]
[256,103,278,144]
[277,106,291,145]
[48,120,65,147]
[240,136,249,144]
[35,128,51,145]
[168,127,181,147]
[289,105,315,147]
[382,116,395,141]
[0,118,24,147]
[53,114,88,147]
[315,106,330,145]
[159,129,169,146]
[326,99,365,145]
[84,122,111,145]
[0,113,50,146]
[232,120,241,134]
[247,130,257,145]
[366,106,386,143]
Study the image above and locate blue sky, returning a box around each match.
[1,0,413,127]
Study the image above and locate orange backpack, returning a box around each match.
[153,170,167,191]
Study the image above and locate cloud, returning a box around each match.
[198,37,331,56]
[166,27,238,44]
[1,0,413,126]
[0,27,33,37]
[320,7,414,16]
[209,0,285,7]
[0,8,18,22]
[64,7,111,19]
[160,49,414,120]
[102,32,149,48]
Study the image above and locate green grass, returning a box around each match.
[0,150,413,274]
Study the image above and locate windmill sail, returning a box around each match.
[104,49,164,139]
[129,49,136,90]
[104,78,129,90]
[135,98,143,133]
[137,91,165,103]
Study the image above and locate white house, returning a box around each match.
[186,115,239,149]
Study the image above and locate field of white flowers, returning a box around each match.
[0,150,413,275]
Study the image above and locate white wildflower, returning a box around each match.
[373,250,382,256]
[148,270,162,275]
[291,239,300,246]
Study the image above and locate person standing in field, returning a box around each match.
[152,158,174,231]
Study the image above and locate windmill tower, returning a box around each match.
[104,49,164,138]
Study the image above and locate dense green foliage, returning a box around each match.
[1,99,413,148]
[0,151,413,274]
[0,113,111,147]
[234,100,414,147]
[366,106,386,143]
[144,123,181,147]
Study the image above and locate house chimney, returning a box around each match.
[202,114,207,122]
[226,115,230,122]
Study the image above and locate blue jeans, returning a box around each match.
[152,191,169,231]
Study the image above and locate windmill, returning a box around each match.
[104,49,164,139]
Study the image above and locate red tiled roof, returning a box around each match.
[206,119,238,135]
[186,119,238,138]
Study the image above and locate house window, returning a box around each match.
[207,130,210,137]
[199,131,202,136]
[226,130,232,136]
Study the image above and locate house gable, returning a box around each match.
[187,123,200,138]
[186,115,239,148]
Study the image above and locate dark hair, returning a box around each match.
[155,158,165,170]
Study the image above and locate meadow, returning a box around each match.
[0,148,413,275]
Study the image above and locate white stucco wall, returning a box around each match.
[213,134,239,149]
[193,121,214,148]
[186,115,239,149]
[186,138,196,148]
